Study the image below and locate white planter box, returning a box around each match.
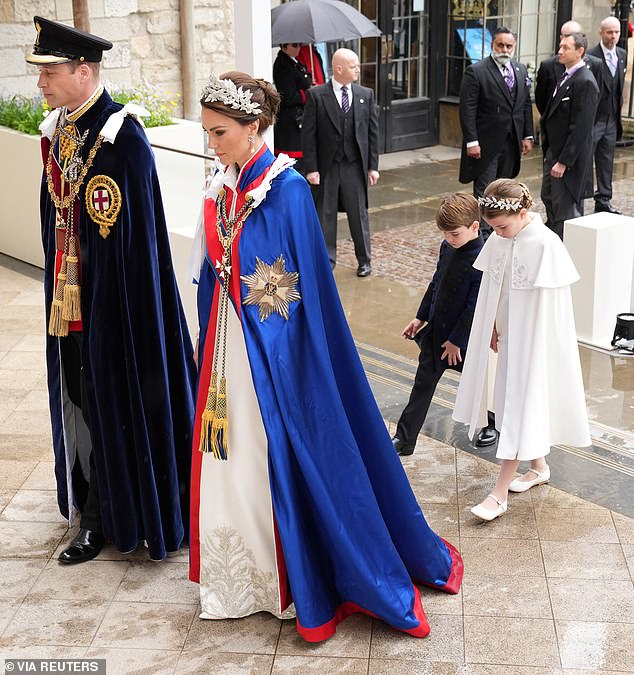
[0,120,206,335]
[0,126,45,268]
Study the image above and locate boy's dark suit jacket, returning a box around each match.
[415,235,484,373]
[301,80,379,204]
[458,56,533,184]
[535,53,603,116]
[541,64,599,203]
[587,43,627,139]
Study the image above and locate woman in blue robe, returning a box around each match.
[188,71,463,642]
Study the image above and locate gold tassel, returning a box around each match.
[62,236,81,321]
[49,255,69,336]
[198,371,218,453]
[210,375,228,460]
[48,299,69,337]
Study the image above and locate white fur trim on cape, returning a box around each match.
[39,102,149,143]
[100,102,149,143]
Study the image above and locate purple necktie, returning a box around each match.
[341,85,350,113]
[553,71,568,96]
[503,64,515,90]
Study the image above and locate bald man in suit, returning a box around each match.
[588,16,627,214]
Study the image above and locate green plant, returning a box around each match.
[109,81,178,128]
[0,95,49,135]
[0,81,178,135]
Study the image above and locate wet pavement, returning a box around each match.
[0,144,633,673]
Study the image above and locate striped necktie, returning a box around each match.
[341,85,350,113]
[607,51,617,77]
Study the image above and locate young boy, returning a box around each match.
[393,193,483,456]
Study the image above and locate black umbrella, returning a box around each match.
[271,0,382,45]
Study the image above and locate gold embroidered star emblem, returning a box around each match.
[241,256,301,322]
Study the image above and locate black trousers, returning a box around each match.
[540,151,582,240]
[316,157,371,267]
[593,114,617,206]
[59,332,102,532]
[473,134,520,239]
[396,334,445,450]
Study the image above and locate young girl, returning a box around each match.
[453,179,591,521]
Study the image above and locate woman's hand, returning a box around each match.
[490,326,499,353]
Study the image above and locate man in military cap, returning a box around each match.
[26,17,196,564]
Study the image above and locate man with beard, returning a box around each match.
[458,27,534,238]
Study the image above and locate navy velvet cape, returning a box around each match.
[190,149,462,640]
[41,91,196,560]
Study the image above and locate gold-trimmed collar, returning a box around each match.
[66,84,104,122]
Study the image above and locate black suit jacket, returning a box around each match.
[301,81,380,185]
[535,53,603,116]
[587,43,627,139]
[541,64,599,202]
[458,56,533,184]
[273,50,312,153]
[414,235,484,372]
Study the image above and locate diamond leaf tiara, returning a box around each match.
[477,195,523,211]
[201,73,262,115]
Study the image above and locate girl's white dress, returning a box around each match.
[453,213,591,460]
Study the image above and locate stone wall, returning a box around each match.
[0,0,235,118]
[572,0,615,39]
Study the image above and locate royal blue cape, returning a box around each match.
[191,148,462,641]
[42,91,196,559]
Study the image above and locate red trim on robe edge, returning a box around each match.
[274,148,303,159]
[296,585,430,643]
[273,513,292,612]
[188,283,220,583]
[190,147,275,583]
[299,90,306,105]
[44,136,82,331]
[414,539,464,595]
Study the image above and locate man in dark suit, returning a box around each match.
[301,48,380,277]
[458,27,534,235]
[540,32,599,239]
[535,21,603,116]
[588,16,627,214]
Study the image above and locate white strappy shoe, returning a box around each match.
[470,494,508,522]
[508,466,550,493]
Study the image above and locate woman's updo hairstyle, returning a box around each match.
[200,71,280,134]
[478,178,532,220]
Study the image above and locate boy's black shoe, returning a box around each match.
[392,437,415,456]
[475,425,499,447]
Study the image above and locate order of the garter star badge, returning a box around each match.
[240,255,301,322]
[85,175,122,239]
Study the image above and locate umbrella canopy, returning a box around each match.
[271,0,382,45]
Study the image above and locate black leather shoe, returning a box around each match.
[356,263,371,277]
[475,425,499,448]
[594,202,621,215]
[58,528,105,565]
[392,437,415,456]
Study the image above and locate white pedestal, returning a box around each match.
[564,213,634,349]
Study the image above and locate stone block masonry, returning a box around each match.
[0,0,235,120]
